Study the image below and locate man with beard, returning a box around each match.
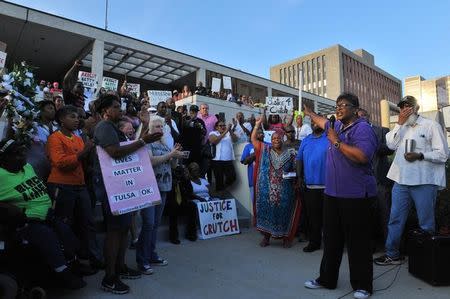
[296,118,328,253]
[374,96,448,266]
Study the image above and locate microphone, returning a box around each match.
[329,115,336,130]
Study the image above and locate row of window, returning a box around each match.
[279,55,328,96]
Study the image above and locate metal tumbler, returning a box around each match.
[405,139,415,153]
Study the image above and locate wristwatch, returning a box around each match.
[418,153,424,160]
[333,141,341,149]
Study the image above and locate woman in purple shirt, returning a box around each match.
[303,93,377,299]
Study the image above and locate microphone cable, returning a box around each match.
[336,263,403,299]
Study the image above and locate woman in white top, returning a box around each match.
[208,120,238,192]
[187,162,212,201]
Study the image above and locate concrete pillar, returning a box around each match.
[380,99,390,128]
[380,99,400,128]
[91,39,104,90]
[313,99,318,113]
[196,68,206,86]
[267,86,272,97]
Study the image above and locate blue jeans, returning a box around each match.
[136,191,167,267]
[385,183,438,258]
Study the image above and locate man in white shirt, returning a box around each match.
[374,96,448,266]
[295,114,312,141]
[232,112,252,143]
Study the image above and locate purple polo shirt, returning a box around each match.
[198,114,218,144]
[325,118,378,198]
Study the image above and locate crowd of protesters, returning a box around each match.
[0,59,449,299]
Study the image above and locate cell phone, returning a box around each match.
[120,98,127,111]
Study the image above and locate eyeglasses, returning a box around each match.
[335,103,355,109]
[285,130,295,133]
[218,124,226,127]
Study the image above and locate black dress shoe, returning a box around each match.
[303,244,320,252]
[170,238,181,245]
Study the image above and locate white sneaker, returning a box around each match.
[304,279,324,289]
[353,289,370,299]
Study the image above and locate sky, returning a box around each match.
[6,0,450,83]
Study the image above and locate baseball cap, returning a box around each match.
[397,96,417,108]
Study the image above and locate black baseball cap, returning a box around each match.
[189,105,199,112]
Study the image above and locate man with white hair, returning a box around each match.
[374,95,449,266]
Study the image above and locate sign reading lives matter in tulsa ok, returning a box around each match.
[97,142,161,215]
[266,97,293,115]
[196,199,240,240]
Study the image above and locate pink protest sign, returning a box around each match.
[97,142,161,215]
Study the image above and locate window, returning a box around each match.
[312,59,316,82]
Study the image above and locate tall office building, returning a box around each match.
[404,75,450,112]
[270,44,402,125]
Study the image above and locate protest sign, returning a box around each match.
[211,77,221,93]
[78,71,98,111]
[266,97,294,115]
[223,76,232,90]
[97,141,161,215]
[196,199,240,240]
[127,83,140,97]
[0,51,6,68]
[102,76,119,91]
[263,130,275,144]
[147,90,172,106]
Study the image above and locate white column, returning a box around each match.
[196,68,206,85]
[91,39,104,90]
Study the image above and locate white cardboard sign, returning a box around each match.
[102,76,119,91]
[147,90,172,106]
[223,76,232,90]
[211,77,221,93]
[196,199,240,240]
[266,97,294,115]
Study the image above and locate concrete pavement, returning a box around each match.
[53,229,450,299]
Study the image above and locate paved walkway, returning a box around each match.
[54,229,449,299]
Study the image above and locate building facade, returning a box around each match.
[270,45,402,125]
[405,75,450,112]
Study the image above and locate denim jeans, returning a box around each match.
[136,191,167,267]
[385,183,438,258]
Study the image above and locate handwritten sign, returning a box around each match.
[211,77,221,93]
[102,76,119,91]
[0,51,6,68]
[97,142,161,215]
[196,199,240,240]
[127,83,140,97]
[78,71,98,111]
[223,76,232,90]
[147,90,172,106]
[263,130,275,144]
[266,97,293,115]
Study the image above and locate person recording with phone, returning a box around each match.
[303,93,378,299]
[208,120,238,193]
